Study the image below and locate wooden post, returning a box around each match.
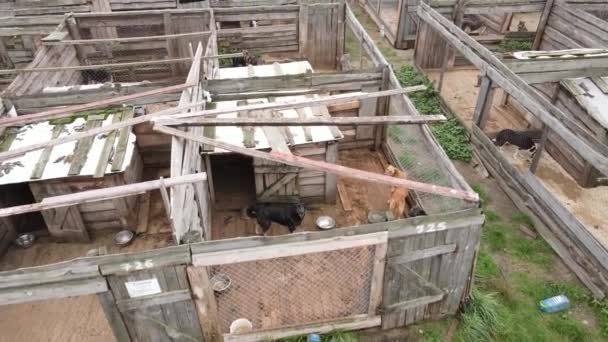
[532,0,555,50]
[98,291,132,342]
[325,142,338,203]
[368,243,388,315]
[472,76,494,130]
[298,3,309,59]
[336,1,346,68]
[164,13,179,76]
[159,176,177,238]
[529,125,549,174]
[0,38,14,69]
[374,65,391,150]
[186,266,222,342]
[66,17,88,65]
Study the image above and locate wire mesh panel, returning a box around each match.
[210,245,376,333]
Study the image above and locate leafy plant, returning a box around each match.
[430,118,473,162]
[497,39,533,53]
[471,184,489,206]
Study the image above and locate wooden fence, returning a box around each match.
[0,208,483,341]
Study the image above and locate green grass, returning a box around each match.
[485,210,501,223]
[511,212,535,228]
[394,65,472,162]
[497,39,533,53]
[456,290,502,342]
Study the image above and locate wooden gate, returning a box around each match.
[100,246,204,342]
[300,2,344,70]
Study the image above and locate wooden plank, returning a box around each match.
[472,76,494,129]
[68,117,104,176]
[388,244,457,265]
[259,173,298,200]
[98,291,132,342]
[116,289,191,312]
[187,266,221,342]
[163,114,447,126]
[193,231,388,266]
[111,109,135,172]
[155,125,480,202]
[369,243,388,315]
[30,124,64,179]
[136,192,151,234]
[0,173,207,218]
[95,112,122,177]
[337,181,353,211]
[223,315,380,342]
[0,277,108,305]
[324,142,338,203]
[0,83,194,127]
[45,29,212,45]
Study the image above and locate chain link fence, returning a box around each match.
[209,245,376,333]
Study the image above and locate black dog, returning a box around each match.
[81,69,113,84]
[245,202,305,235]
[494,129,540,160]
[408,206,427,217]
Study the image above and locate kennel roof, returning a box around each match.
[561,77,608,130]
[205,61,343,153]
[0,106,136,185]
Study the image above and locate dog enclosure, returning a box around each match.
[359,0,541,49]
[414,1,608,298]
[0,2,484,341]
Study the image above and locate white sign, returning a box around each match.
[125,278,162,298]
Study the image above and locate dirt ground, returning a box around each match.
[211,148,393,240]
[0,295,114,342]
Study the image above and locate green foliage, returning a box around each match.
[430,118,473,162]
[475,250,500,285]
[398,153,416,169]
[548,316,589,342]
[484,222,508,251]
[485,210,501,223]
[456,290,502,342]
[497,39,533,53]
[511,212,535,228]
[395,65,429,87]
[511,238,553,267]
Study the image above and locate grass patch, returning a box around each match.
[456,290,502,342]
[485,210,501,223]
[511,212,535,228]
[548,316,589,342]
[511,238,553,267]
[393,65,473,162]
[484,222,508,251]
[398,153,416,169]
[497,39,533,53]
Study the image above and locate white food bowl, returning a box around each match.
[230,318,253,335]
[316,216,336,230]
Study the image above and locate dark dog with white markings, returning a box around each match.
[493,129,540,160]
[245,202,305,235]
[81,69,113,84]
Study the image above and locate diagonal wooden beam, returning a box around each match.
[155,114,447,126]
[0,83,195,128]
[154,125,479,203]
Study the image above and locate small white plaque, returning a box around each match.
[125,278,162,298]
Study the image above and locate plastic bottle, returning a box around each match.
[539,295,570,313]
[307,334,321,342]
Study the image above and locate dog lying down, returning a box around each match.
[245,202,305,236]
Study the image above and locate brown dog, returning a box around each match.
[385,165,410,220]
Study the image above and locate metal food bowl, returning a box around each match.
[14,233,35,249]
[211,274,231,292]
[113,230,135,247]
[316,216,336,230]
[368,211,389,224]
